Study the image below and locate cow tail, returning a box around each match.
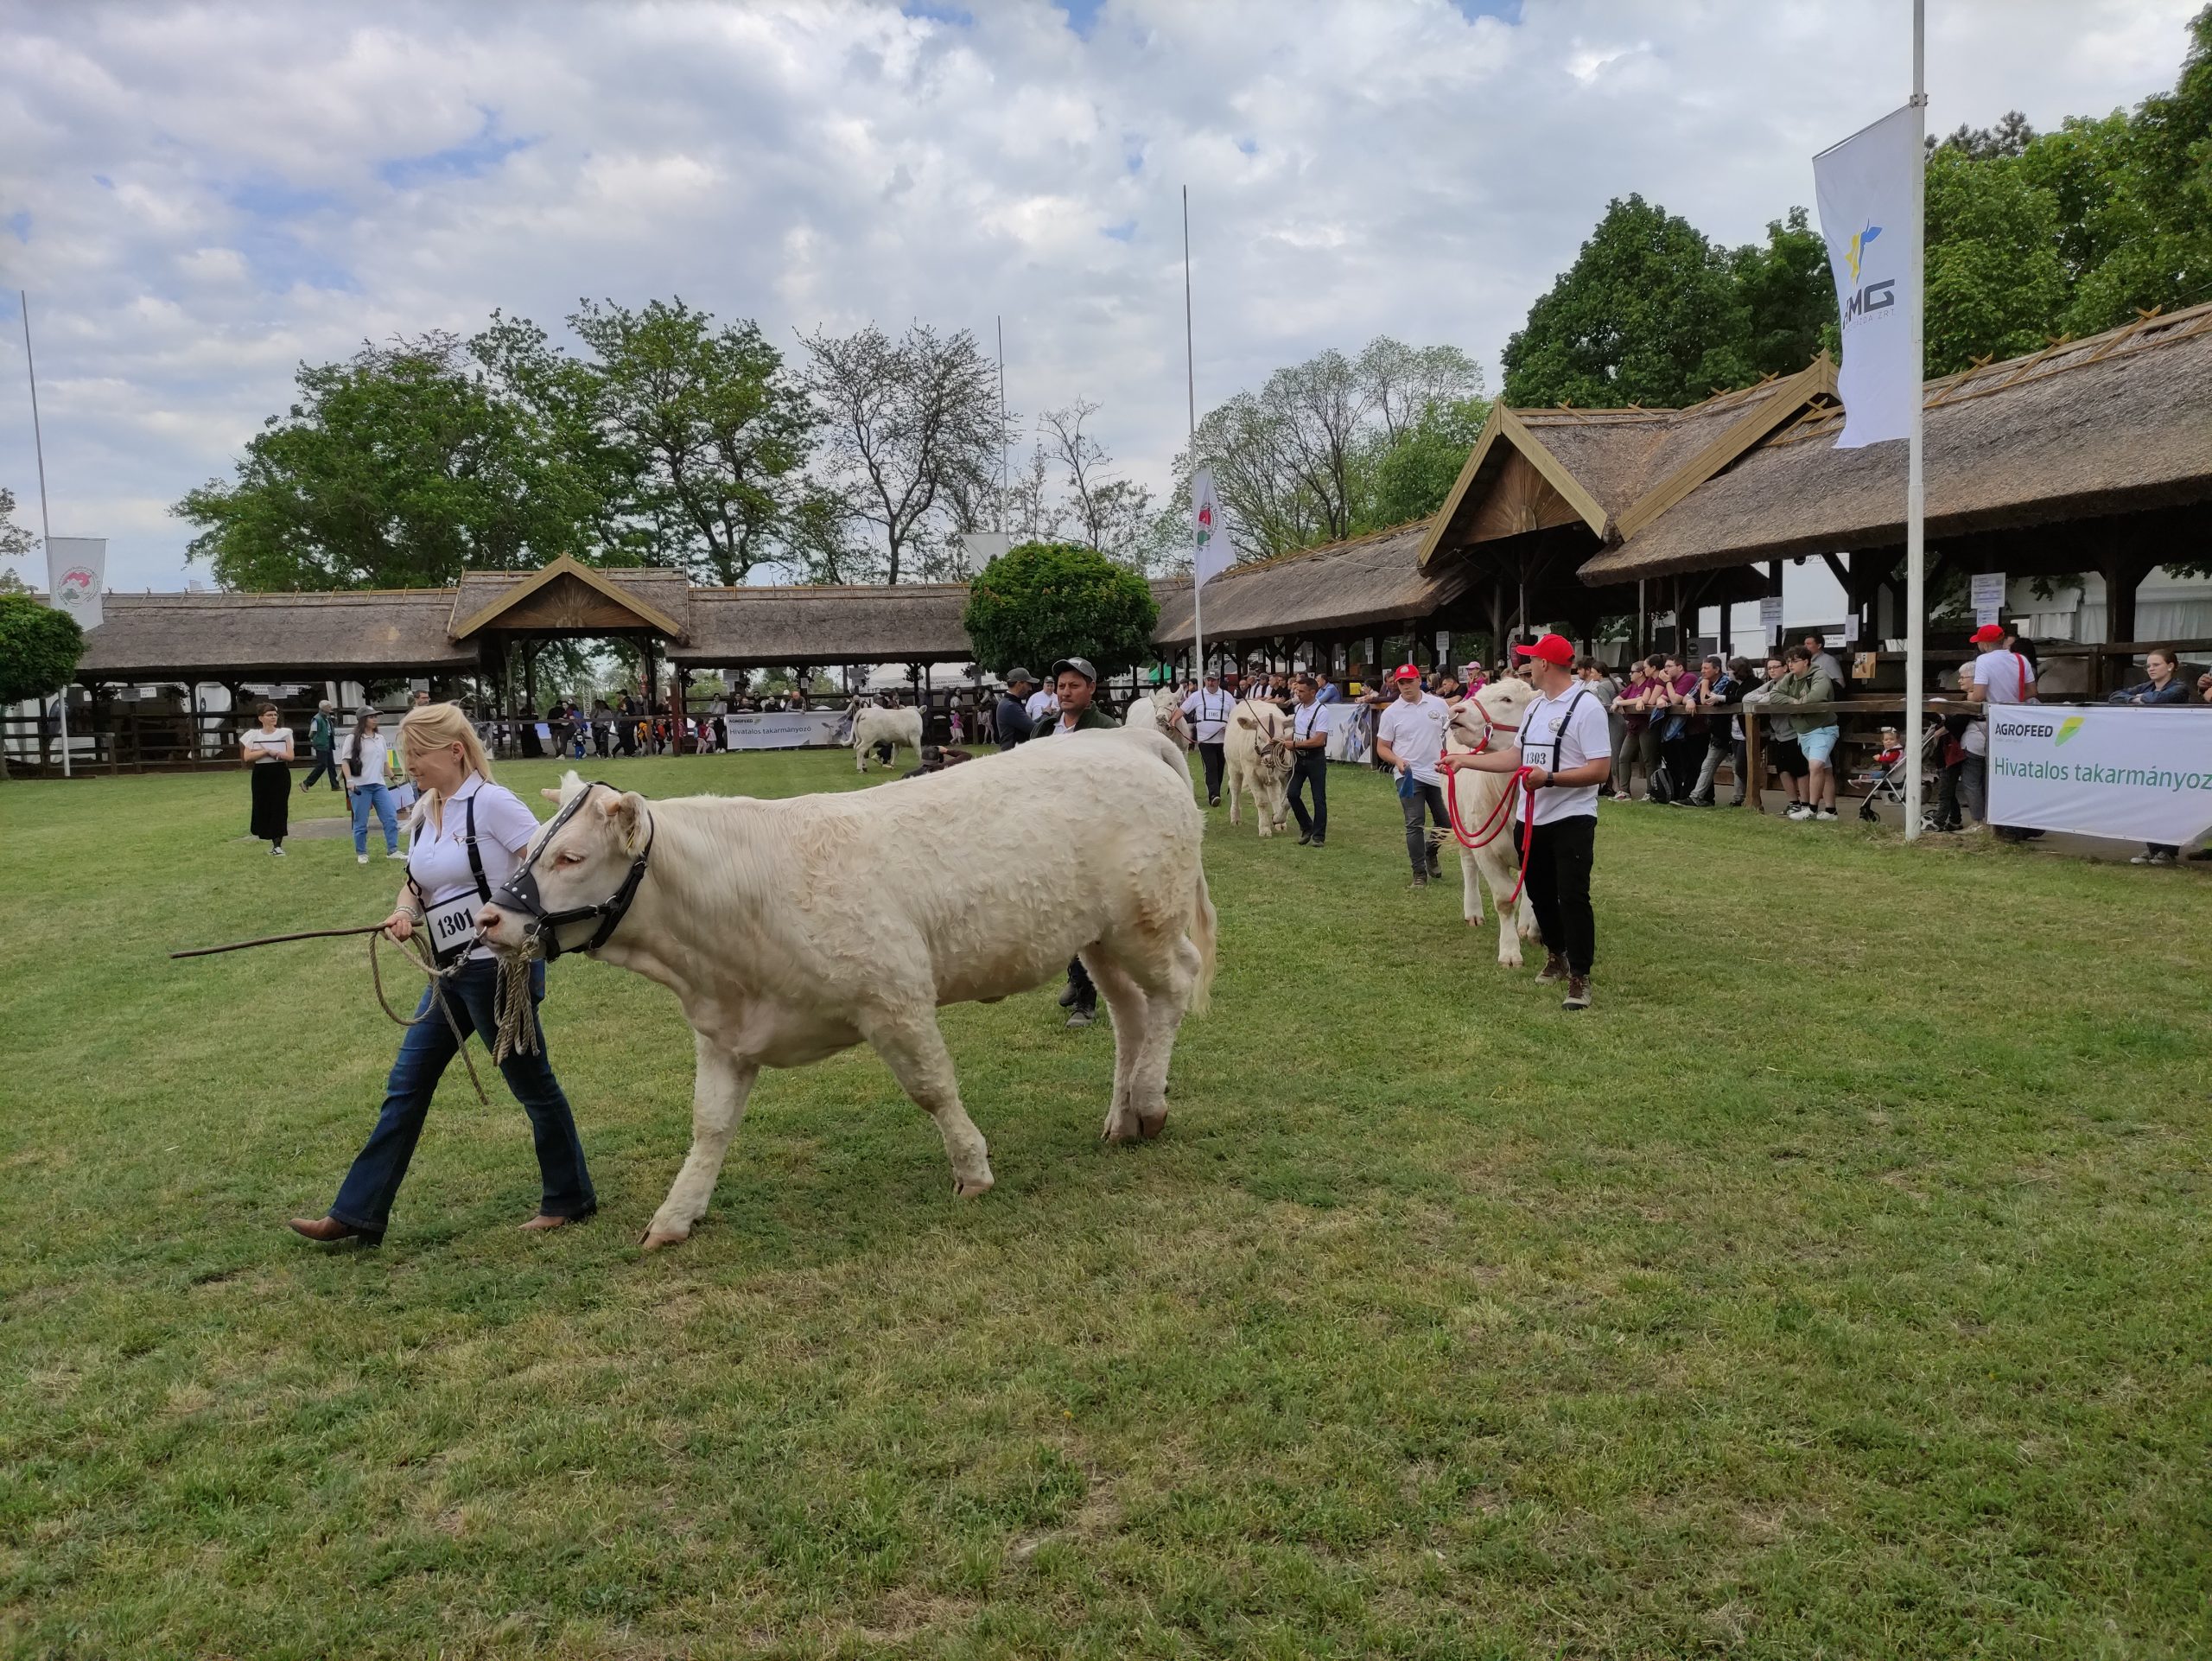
[1187,861,1217,1015]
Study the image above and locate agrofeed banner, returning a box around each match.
[1986,706,2212,845]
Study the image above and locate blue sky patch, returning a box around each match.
[1057,0,1105,38]
[1101,219,1135,241]
[377,110,531,189]
[6,212,29,244]
[901,2,975,24]
[1449,0,1522,21]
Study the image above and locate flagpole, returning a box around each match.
[1184,184,1205,685]
[1903,0,1926,839]
[21,290,69,780]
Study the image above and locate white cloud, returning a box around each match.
[0,0,2197,589]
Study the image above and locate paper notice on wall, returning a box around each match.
[1971,573,2006,627]
[1758,596,1783,641]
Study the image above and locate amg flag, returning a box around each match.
[1192,468,1235,588]
[1814,103,1919,449]
[46,536,105,631]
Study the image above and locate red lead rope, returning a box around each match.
[1440,703,1540,903]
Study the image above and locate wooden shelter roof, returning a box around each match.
[72,589,478,680]
[1151,520,1461,645]
[1581,302,2212,583]
[1418,359,1840,571]
[449,557,690,639]
[669,583,976,666]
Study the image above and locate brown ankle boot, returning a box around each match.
[1535,951,1568,983]
[1561,976,1592,1011]
[287,1215,376,1244]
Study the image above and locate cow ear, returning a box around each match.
[1236,714,1253,728]
[540,787,563,801]
[599,789,648,853]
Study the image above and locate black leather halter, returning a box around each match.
[492,782,656,963]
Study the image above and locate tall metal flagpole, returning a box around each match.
[1184,185,1204,684]
[1903,0,1927,839]
[21,290,69,780]
[995,315,1007,535]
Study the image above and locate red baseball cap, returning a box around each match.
[1512,633,1575,667]
[1391,664,1422,681]
[1969,624,2005,644]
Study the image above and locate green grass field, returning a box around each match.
[3,751,2208,1658]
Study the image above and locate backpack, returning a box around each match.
[1647,760,1676,805]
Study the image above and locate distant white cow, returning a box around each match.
[1123,687,1189,743]
[1224,697,1293,837]
[478,733,1217,1249]
[847,697,924,773]
[1442,678,1541,966]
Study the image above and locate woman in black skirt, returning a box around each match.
[241,703,295,856]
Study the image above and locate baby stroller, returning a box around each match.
[1853,741,1909,823]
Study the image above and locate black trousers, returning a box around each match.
[1197,742,1225,803]
[1400,780,1448,875]
[1523,815,1597,977]
[1065,955,1095,1014]
[1288,754,1327,840]
[299,745,343,791]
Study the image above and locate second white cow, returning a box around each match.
[1224,697,1293,837]
[1442,678,1541,966]
[847,698,925,773]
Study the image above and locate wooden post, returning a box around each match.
[1745,710,1765,816]
[674,667,691,755]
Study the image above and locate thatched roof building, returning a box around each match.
[1150,521,1460,647]
[1580,302,2212,584]
[74,589,478,680]
[671,584,976,667]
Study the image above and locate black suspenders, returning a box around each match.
[406,795,491,912]
[1524,688,1592,768]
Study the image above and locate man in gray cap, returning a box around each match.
[994,667,1037,749]
[1034,656,1118,1026]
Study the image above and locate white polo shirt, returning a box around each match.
[1181,687,1233,745]
[1516,685,1613,825]
[1376,690,1452,786]
[407,773,542,961]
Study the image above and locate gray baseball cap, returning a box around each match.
[1050,656,1098,683]
[1007,666,1036,686]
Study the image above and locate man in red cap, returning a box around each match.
[1443,632,1612,1010]
[1965,621,2037,842]
[1375,663,1455,886]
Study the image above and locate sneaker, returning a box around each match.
[2131,851,2175,865]
[1561,976,1592,1011]
[357,853,369,865]
[386,850,406,860]
[1065,1008,1096,1029]
[1297,832,1312,846]
[1309,837,1325,848]
[1410,872,1429,888]
[1815,808,1839,822]
[270,845,287,856]
[1057,981,1079,1008]
[1535,951,1568,983]
[1785,804,1813,822]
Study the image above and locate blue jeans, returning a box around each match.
[328,958,594,1238]
[349,782,397,854]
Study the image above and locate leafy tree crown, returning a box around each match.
[0,595,86,707]
[962,542,1159,680]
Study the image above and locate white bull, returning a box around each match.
[1442,678,1541,966]
[847,698,924,773]
[1224,698,1292,836]
[478,733,1217,1249]
[1122,687,1188,743]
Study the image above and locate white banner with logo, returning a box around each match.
[1815,104,1918,449]
[721,710,847,750]
[1192,468,1235,587]
[1987,706,2212,844]
[46,536,106,630]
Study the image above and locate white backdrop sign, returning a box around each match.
[1987,707,2212,844]
[721,710,847,750]
[45,536,106,631]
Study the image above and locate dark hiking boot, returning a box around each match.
[1058,981,1079,1008]
[1535,951,1568,983]
[1561,977,1592,1011]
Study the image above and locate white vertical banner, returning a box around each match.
[46,536,106,631]
[1192,468,1235,588]
[1815,104,1920,450]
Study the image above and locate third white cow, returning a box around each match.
[1442,678,1541,966]
[848,698,925,773]
[1224,698,1292,837]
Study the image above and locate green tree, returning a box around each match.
[961,541,1159,679]
[1728,207,1839,378]
[1502,195,1753,409]
[175,334,589,590]
[563,298,815,585]
[1923,148,2070,372]
[0,486,35,593]
[0,594,84,777]
[1357,395,1491,531]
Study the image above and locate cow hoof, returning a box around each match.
[1138,1110,1168,1140]
[640,1227,689,1251]
[953,1173,995,1199]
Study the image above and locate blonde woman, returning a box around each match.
[289,702,595,1245]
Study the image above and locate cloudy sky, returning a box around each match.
[0,0,2198,592]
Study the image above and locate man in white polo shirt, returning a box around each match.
[1179,671,1233,807]
[1442,633,1612,1009]
[1374,664,1453,886]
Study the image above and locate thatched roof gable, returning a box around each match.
[1417,359,1838,570]
[1581,302,2212,582]
[671,584,976,665]
[1152,520,1459,645]
[73,590,477,680]
[450,558,690,639]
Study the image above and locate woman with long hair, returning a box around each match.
[289,702,596,1245]
[241,703,295,856]
[339,706,404,864]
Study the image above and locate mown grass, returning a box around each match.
[2,751,2208,1658]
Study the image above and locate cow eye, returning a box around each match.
[555,851,585,867]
